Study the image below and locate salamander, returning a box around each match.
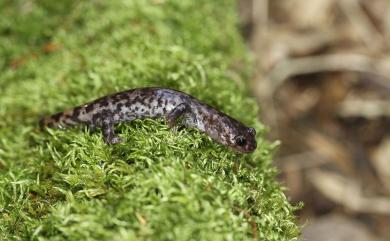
[40,87,257,153]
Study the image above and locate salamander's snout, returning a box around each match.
[244,140,257,153]
[234,138,257,153]
[231,127,257,153]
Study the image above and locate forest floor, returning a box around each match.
[239,0,390,240]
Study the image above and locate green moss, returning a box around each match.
[0,0,299,240]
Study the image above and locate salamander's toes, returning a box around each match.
[104,135,123,145]
[169,125,179,132]
[109,136,123,144]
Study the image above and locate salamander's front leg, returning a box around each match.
[167,103,191,128]
[102,121,122,144]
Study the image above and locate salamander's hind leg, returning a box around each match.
[87,124,97,132]
[102,120,123,144]
[167,103,196,129]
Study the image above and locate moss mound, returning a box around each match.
[0,0,299,240]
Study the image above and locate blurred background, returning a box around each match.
[238,0,390,240]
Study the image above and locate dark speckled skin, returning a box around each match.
[40,87,257,153]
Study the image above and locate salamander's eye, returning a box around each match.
[234,136,247,146]
[248,127,256,136]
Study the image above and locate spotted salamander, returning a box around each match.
[40,87,257,153]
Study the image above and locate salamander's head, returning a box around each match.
[229,126,257,153]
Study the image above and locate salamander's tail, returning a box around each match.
[39,107,84,129]
[39,112,67,129]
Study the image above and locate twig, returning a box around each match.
[372,138,390,194]
[305,130,355,175]
[268,53,390,92]
[308,169,390,215]
[339,0,383,51]
[277,151,330,172]
[252,0,268,34]
[385,2,390,44]
[337,98,390,118]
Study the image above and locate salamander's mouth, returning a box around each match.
[234,141,257,153]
